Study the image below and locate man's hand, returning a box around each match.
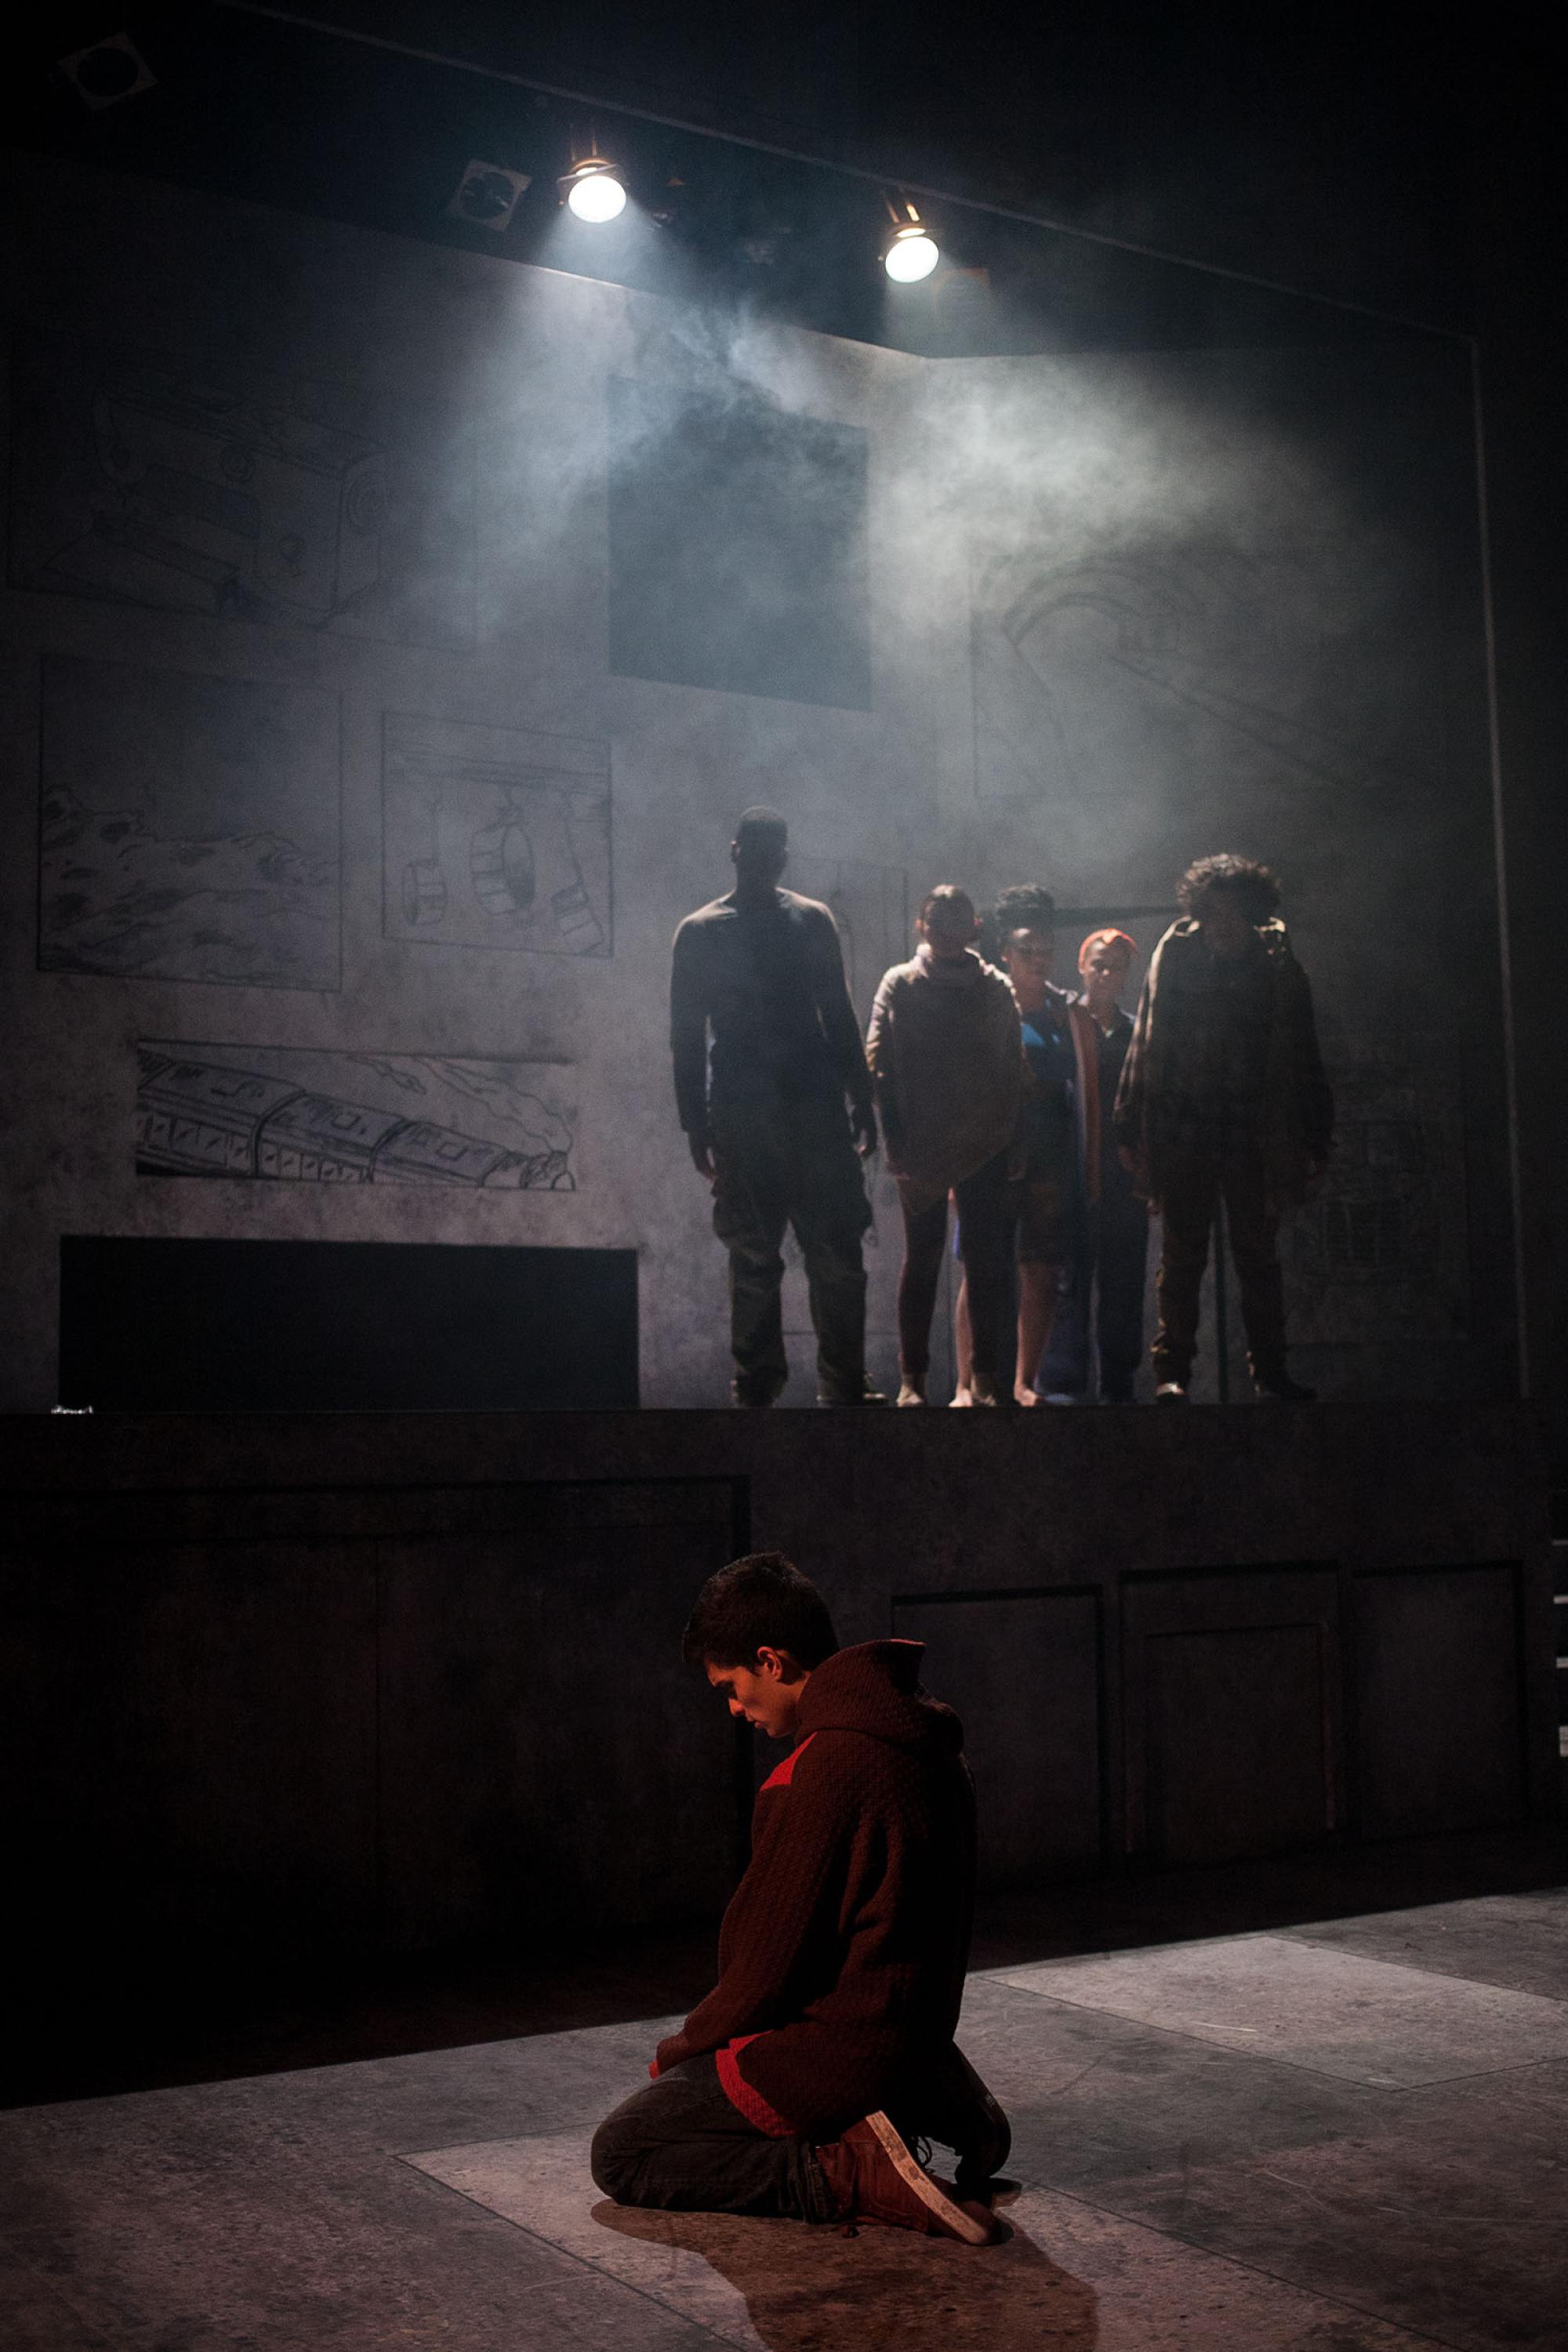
[688,1131,716,1183]
[852,1108,877,1160]
[1117,1145,1138,1175]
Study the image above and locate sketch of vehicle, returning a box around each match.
[971,546,1424,819]
[383,714,612,958]
[88,365,386,617]
[136,1050,575,1189]
[12,332,476,650]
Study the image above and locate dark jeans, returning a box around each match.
[590,2053,832,2220]
[710,1098,873,1404]
[1041,1196,1150,1399]
[898,1149,1013,1393]
[590,2044,1012,2218]
[1153,1148,1287,1383]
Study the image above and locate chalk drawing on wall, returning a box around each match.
[787,852,909,1022]
[38,655,340,989]
[1285,1034,1466,1342]
[136,1044,576,1189]
[9,334,475,649]
[970,546,1422,849]
[382,713,612,957]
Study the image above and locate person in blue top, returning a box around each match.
[1039,930,1151,1403]
[952,887,1102,1406]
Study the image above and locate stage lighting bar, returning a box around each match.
[884,198,938,284]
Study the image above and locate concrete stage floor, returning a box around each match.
[4,1878,1566,2351]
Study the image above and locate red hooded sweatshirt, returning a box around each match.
[655,1639,977,2139]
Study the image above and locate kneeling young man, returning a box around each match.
[591,1553,1010,2244]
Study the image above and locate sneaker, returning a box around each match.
[1154,1380,1189,1403]
[1254,1370,1317,1402]
[813,2112,999,2245]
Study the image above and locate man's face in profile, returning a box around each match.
[706,1654,801,1741]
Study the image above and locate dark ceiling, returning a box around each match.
[10,2,1563,358]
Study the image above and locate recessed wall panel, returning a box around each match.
[893,1589,1103,1889]
[1123,1567,1341,1865]
[377,1488,741,1942]
[1352,1563,1524,1836]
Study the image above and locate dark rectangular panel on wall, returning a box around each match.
[377,1483,742,1944]
[892,1589,1103,1889]
[606,376,871,710]
[0,1538,378,1955]
[1351,1563,1524,1837]
[58,1237,638,1410]
[1122,1566,1341,1864]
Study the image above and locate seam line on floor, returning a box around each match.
[1004,2168,1471,2352]
[990,1982,1568,2086]
[391,2155,745,2349]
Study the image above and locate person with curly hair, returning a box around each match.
[1113,855,1333,1403]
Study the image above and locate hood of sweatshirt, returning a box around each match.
[795,1639,964,1758]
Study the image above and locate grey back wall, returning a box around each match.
[0,151,1508,1409]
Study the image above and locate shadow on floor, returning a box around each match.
[7,1818,1564,2108]
[593,2199,1099,2352]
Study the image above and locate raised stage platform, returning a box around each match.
[0,1403,1556,1972]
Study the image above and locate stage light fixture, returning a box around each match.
[560,152,628,223]
[884,199,938,284]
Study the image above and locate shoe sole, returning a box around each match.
[863,2111,996,2244]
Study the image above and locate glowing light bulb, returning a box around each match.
[566,165,627,223]
[885,223,938,283]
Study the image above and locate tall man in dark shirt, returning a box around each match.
[1115,856,1333,1403]
[671,808,879,1407]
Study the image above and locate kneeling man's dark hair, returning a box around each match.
[682,1552,838,1670]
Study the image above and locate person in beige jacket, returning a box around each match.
[866,887,1023,1405]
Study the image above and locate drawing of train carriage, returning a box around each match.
[136,1051,573,1189]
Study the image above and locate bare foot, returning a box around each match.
[949,1385,975,1409]
[1013,1382,1044,1407]
[896,1379,927,1407]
